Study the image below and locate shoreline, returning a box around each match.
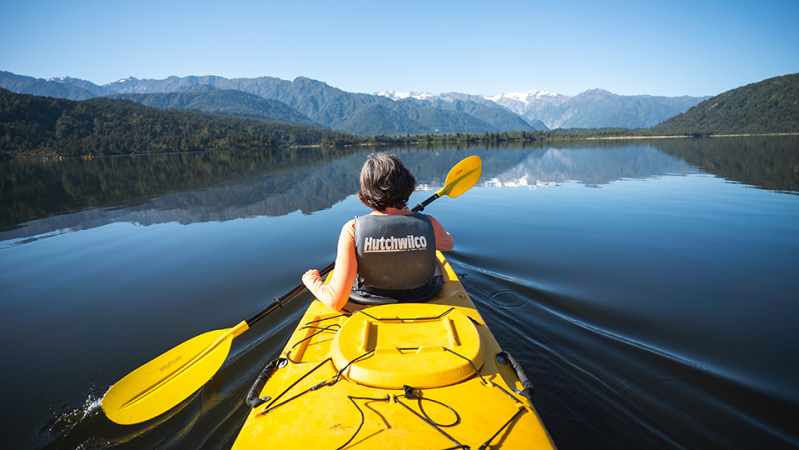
[5,133,798,160]
[584,132,799,141]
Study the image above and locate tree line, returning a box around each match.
[1,89,350,158]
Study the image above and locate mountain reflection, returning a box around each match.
[482,145,695,188]
[2,136,796,242]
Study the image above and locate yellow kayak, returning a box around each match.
[233,251,555,449]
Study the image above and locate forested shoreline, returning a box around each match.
[1,89,342,158]
[2,71,798,159]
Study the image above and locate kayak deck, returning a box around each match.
[233,252,555,449]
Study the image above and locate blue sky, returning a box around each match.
[2,0,797,97]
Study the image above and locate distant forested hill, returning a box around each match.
[0,89,340,158]
[0,70,97,100]
[654,73,799,134]
[424,98,548,131]
[109,87,322,128]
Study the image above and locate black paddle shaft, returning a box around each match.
[245,262,335,326]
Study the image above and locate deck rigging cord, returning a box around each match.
[246,311,531,449]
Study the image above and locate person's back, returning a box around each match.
[350,210,443,304]
[302,153,453,311]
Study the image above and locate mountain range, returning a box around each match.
[108,86,321,128]
[1,70,708,135]
[379,89,708,129]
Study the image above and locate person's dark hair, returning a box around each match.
[357,153,416,212]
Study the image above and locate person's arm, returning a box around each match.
[302,220,357,311]
[429,215,454,251]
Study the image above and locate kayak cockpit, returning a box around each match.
[331,304,485,389]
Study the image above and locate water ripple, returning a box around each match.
[451,255,799,449]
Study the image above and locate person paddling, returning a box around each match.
[302,153,454,311]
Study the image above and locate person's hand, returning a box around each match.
[302,269,321,289]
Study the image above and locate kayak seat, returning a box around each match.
[349,262,444,305]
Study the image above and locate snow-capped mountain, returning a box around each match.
[374,90,438,101]
[484,90,571,117]
[375,87,708,129]
[376,89,570,115]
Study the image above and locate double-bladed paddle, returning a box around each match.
[102,155,482,425]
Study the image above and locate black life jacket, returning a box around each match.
[350,213,443,304]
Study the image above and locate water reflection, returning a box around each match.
[0,146,358,231]
[482,144,695,188]
[653,135,799,194]
[2,136,797,242]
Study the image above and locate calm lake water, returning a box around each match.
[1,136,798,449]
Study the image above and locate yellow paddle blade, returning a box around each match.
[102,321,248,425]
[439,155,482,198]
